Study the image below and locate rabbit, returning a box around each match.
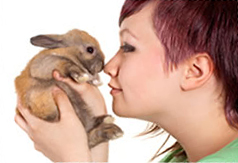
[15,29,123,148]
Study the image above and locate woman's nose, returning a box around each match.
[104,52,121,78]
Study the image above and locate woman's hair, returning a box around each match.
[119,0,238,160]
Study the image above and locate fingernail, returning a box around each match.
[52,87,61,95]
[53,86,60,91]
[17,98,23,109]
[53,71,63,81]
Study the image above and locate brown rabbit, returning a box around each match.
[15,29,123,148]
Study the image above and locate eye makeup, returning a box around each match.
[120,42,135,53]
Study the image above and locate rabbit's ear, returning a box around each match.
[30,35,66,49]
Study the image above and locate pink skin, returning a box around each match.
[15,1,238,162]
[15,71,108,162]
[104,2,238,162]
[104,3,180,120]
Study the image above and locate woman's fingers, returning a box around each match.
[14,114,34,141]
[52,70,107,116]
[14,114,29,133]
[17,100,35,124]
[53,70,90,93]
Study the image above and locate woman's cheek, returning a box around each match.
[120,58,154,105]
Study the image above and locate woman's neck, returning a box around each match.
[152,97,238,162]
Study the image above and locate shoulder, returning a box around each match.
[199,143,238,162]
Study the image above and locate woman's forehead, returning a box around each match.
[119,2,156,42]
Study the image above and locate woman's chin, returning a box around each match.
[112,106,137,119]
[112,106,129,117]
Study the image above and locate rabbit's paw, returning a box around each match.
[71,72,89,83]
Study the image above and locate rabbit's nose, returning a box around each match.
[95,60,104,72]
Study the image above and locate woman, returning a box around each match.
[15,0,238,162]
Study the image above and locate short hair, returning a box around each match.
[119,0,238,159]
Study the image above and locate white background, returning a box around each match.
[0,0,175,162]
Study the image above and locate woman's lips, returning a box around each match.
[110,88,123,95]
[108,83,123,95]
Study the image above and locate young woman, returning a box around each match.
[15,0,238,162]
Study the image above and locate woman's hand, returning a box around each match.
[53,71,109,161]
[15,88,91,162]
[15,71,108,162]
[53,71,107,117]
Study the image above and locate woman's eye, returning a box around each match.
[120,43,135,53]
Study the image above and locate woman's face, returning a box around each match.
[104,2,180,120]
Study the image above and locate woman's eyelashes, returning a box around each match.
[120,43,135,53]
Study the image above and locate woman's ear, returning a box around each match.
[180,53,214,91]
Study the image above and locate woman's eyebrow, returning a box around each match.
[120,28,138,39]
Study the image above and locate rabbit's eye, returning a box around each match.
[87,46,94,54]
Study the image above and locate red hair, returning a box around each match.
[120,0,238,160]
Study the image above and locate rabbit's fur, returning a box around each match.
[15,29,123,148]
